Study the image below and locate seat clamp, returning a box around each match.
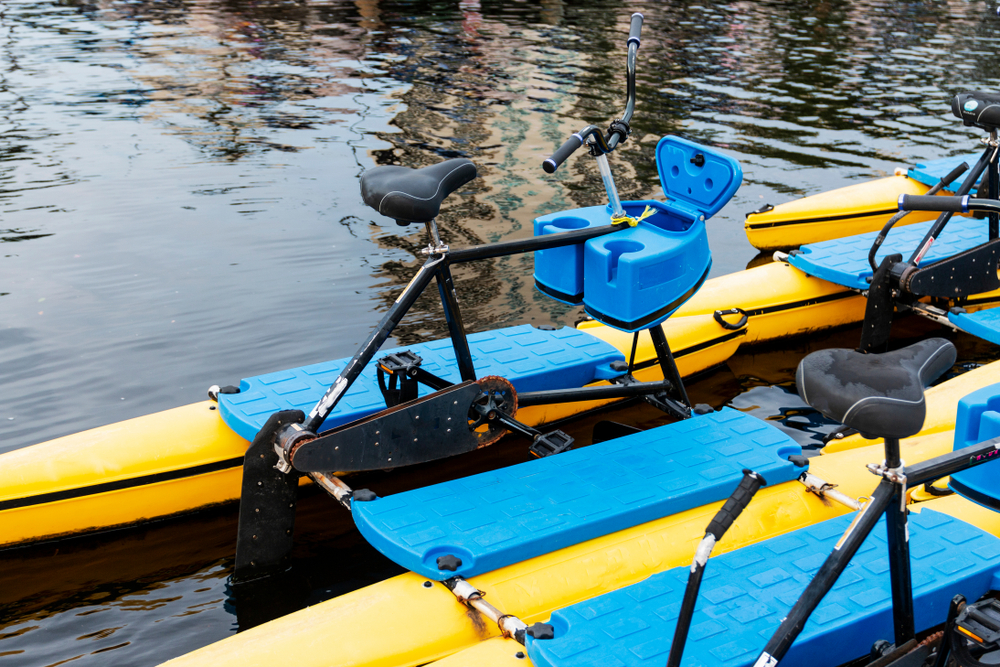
[420,242,449,255]
[867,461,908,511]
[866,460,906,485]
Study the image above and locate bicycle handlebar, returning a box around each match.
[628,13,643,46]
[897,193,1000,215]
[542,133,585,174]
[542,13,643,173]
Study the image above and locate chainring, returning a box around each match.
[468,375,517,448]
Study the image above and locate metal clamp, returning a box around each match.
[867,461,907,485]
[274,422,315,474]
[420,242,450,256]
[867,461,908,511]
[444,576,529,643]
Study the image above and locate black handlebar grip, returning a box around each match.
[898,194,968,213]
[628,13,644,47]
[705,469,766,541]
[543,134,584,174]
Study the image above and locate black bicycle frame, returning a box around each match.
[903,140,999,269]
[299,220,630,434]
[754,435,1000,666]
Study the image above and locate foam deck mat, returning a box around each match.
[218,325,624,441]
[788,217,986,289]
[949,308,1000,346]
[525,509,1000,667]
[352,408,802,580]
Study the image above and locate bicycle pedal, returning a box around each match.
[957,597,1000,649]
[529,430,574,458]
[377,350,424,375]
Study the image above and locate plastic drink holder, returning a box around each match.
[533,136,742,332]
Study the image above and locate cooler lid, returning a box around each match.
[655,135,743,219]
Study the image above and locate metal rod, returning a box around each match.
[628,332,639,372]
[517,380,674,407]
[302,257,443,432]
[447,222,626,264]
[989,131,999,241]
[649,324,691,409]
[756,435,1000,664]
[886,487,915,644]
[798,472,863,511]
[905,147,993,266]
[309,471,353,510]
[595,153,624,218]
[435,263,476,382]
[444,577,528,644]
[755,479,896,665]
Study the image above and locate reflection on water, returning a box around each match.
[2,0,1000,665]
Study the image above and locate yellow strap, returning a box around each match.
[610,205,656,227]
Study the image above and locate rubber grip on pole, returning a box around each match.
[628,13,644,47]
[543,134,583,174]
[705,469,766,540]
[934,162,969,193]
[898,194,967,213]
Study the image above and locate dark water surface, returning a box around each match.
[2,0,1000,665]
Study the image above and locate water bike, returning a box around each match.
[443,340,1000,667]
[161,326,1000,667]
[2,24,997,561]
[745,93,1000,252]
[0,13,734,553]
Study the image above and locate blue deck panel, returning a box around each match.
[526,509,1000,667]
[908,154,982,192]
[217,325,625,442]
[788,217,987,289]
[352,408,803,580]
[949,308,1000,346]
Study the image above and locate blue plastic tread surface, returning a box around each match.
[788,216,986,289]
[948,308,1000,346]
[908,154,982,192]
[525,509,1000,667]
[352,408,802,580]
[218,325,625,442]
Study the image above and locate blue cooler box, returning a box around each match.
[950,382,1000,510]
[533,136,742,331]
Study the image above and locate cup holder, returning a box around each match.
[605,239,645,283]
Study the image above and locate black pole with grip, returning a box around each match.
[666,469,767,667]
[867,162,968,272]
[542,134,584,174]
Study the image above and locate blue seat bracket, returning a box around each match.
[352,408,803,580]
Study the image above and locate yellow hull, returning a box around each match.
[744,175,949,251]
[160,429,966,667]
[2,258,996,549]
[0,313,740,549]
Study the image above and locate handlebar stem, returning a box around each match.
[595,153,624,218]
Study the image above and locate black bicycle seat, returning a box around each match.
[952,91,1000,132]
[796,338,956,439]
[360,158,477,225]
